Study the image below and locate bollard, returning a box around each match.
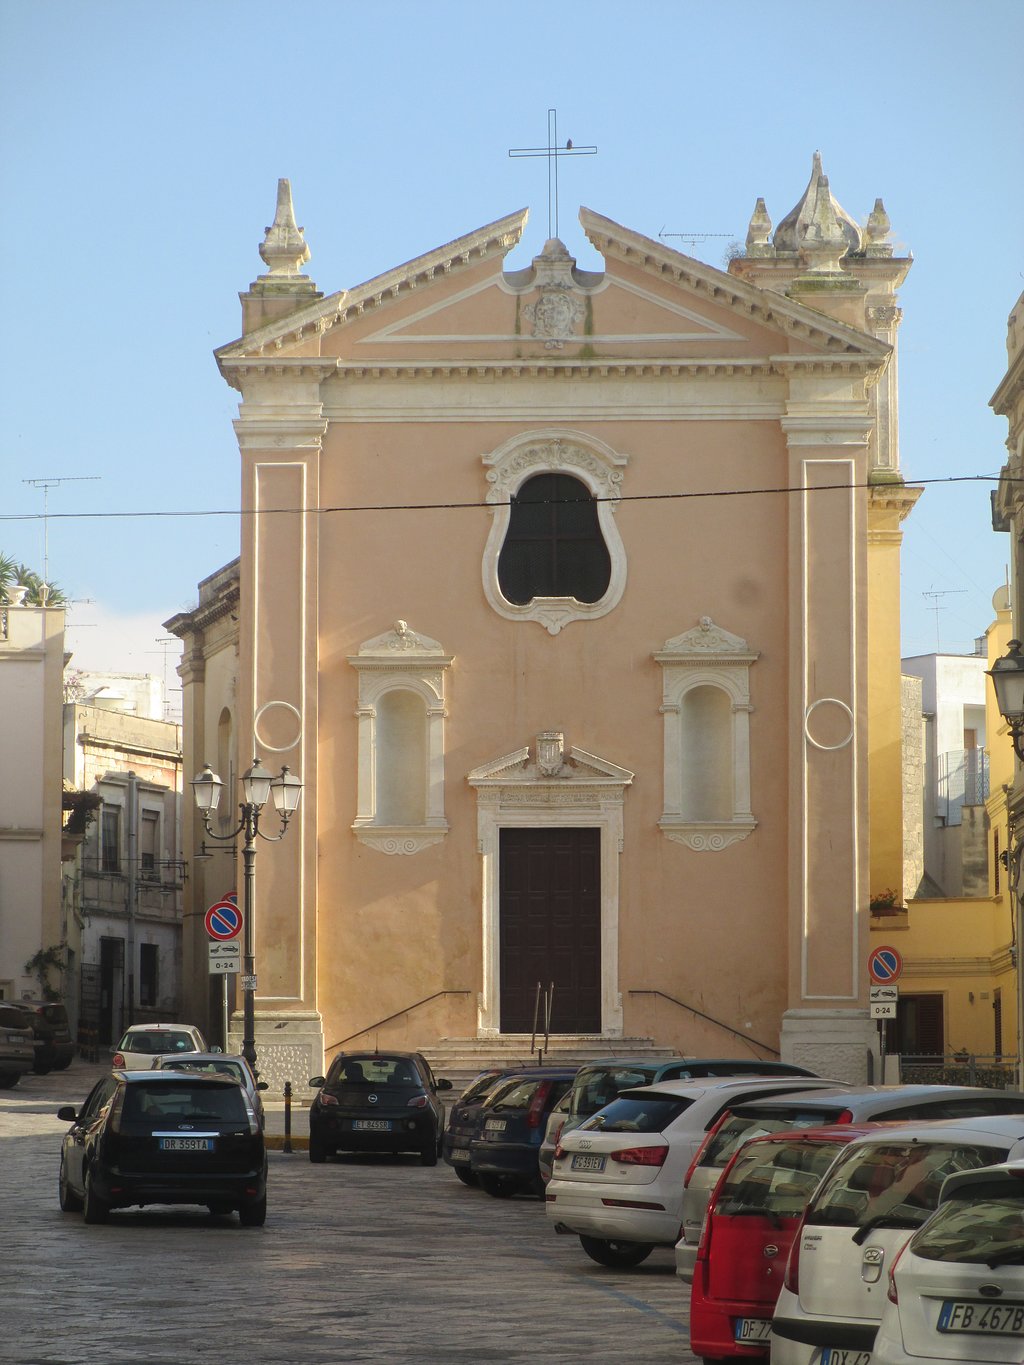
[283,1080,293,1154]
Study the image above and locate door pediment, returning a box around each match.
[468,733,634,797]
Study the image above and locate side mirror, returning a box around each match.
[56,1106,78,1123]
[309,1076,326,1088]
[436,1078,453,1091]
[256,1081,269,1091]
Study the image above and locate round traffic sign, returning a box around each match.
[205,899,243,941]
[868,945,903,984]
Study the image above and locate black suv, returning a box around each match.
[57,1070,267,1225]
[308,1051,452,1166]
[18,1000,74,1073]
[0,1003,35,1087]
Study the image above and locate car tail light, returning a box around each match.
[406,1094,428,1109]
[107,1086,126,1134]
[554,1143,565,1160]
[609,1144,669,1166]
[836,1109,854,1124]
[887,1238,911,1304]
[319,1092,339,1107]
[695,1210,712,1261]
[527,1082,552,1129]
[783,1211,807,1293]
[112,1052,126,1068]
[551,1120,565,1145]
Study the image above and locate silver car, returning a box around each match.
[150,1052,268,1128]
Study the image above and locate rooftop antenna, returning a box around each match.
[509,109,596,240]
[659,229,734,253]
[148,636,183,719]
[922,588,968,652]
[22,476,100,601]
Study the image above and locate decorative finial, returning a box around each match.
[864,197,894,257]
[745,197,774,257]
[799,175,849,274]
[258,179,312,278]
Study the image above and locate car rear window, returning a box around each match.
[0,1005,30,1030]
[460,1072,504,1105]
[123,1082,249,1123]
[125,1031,196,1054]
[579,1091,695,1134]
[701,1110,846,1170]
[329,1057,419,1086]
[166,1059,248,1085]
[716,1139,848,1218]
[568,1067,658,1119]
[490,1077,572,1112]
[806,1141,1004,1232]
[911,1188,1024,1264]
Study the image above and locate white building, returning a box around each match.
[0,592,66,1002]
[902,651,990,897]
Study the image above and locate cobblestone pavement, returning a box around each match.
[1,1061,699,1364]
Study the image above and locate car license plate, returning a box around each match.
[821,1352,871,1365]
[571,1153,606,1173]
[451,1147,471,1162]
[733,1318,771,1344]
[484,1119,506,1132]
[938,1301,1024,1335]
[158,1137,212,1151]
[352,1119,391,1131]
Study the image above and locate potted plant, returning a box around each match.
[869,888,907,916]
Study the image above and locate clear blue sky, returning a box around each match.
[2,0,1022,690]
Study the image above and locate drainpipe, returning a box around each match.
[127,771,137,1026]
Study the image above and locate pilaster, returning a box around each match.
[782,394,872,1074]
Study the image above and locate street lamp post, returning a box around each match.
[987,639,1024,1088]
[191,756,302,1075]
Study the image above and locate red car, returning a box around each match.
[689,1125,878,1361]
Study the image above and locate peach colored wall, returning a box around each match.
[311,414,792,1051]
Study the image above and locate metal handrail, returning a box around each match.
[326,990,471,1053]
[628,989,780,1057]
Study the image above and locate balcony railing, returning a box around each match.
[936,748,989,824]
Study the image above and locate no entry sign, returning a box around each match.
[205,899,243,941]
[868,945,903,984]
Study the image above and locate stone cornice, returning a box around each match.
[216,209,529,365]
[991,343,1024,417]
[579,207,892,364]
[217,355,885,390]
[868,483,923,519]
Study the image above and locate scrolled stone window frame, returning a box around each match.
[481,429,629,635]
[347,621,453,855]
[655,617,758,851]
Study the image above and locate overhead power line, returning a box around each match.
[0,472,1004,525]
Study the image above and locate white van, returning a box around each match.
[770,1115,1024,1365]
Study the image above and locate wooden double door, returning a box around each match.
[499,827,602,1034]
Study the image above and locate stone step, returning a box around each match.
[422,1036,680,1090]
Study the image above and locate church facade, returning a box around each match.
[171,157,917,1087]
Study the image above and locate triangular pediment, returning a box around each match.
[217,204,890,379]
[468,733,634,788]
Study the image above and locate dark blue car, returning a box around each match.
[469,1068,577,1198]
[444,1066,574,1187]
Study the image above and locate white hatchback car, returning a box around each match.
[545,1075,841,1268]
[770,1115,1024,1365]
[872,1160,1024,1365]
[111,1023,209,1070]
